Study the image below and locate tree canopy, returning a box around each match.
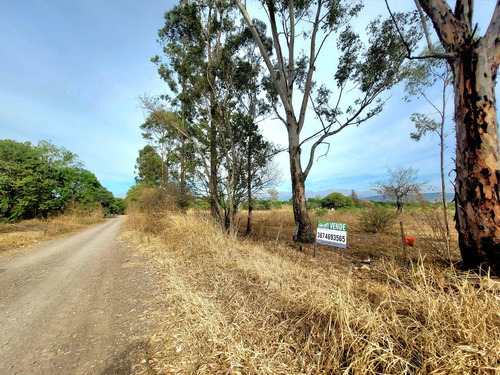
[0,140,123,221]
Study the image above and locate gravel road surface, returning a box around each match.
[0,216,155,374]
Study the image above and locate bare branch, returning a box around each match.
[234,0,290,112]
[413,0,434,51]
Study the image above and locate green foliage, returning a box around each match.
[322,192,354,210]
[373,201,397,208]
[125,182,155,204]
[194,199,210,211]
[0,139,117,221]
[359,206,396,233]
[307,197,322,209]
[315,208,329,217]
[111,198,126,215]
[135,145,162,186]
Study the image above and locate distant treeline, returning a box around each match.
[236,191,449,212]
[0,140,125,222]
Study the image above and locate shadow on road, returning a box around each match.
[99,340,153,375]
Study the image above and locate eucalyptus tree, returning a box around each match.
[153,0,237,224]
[234,0,420,242]
[389,0,500,272]
[140,110,179,188]
[231,112,280,234]
[135,145,162,186]
[230,19,276,234]
[153,0,279,232]
[138,98,198,207]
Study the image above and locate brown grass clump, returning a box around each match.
[0,205,104,253]
[124,209,500,374]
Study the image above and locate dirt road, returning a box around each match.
[0,216,155,374]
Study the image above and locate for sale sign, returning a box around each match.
[316,221,347,248]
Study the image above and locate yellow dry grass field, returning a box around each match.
[124,207,500,374]
[0,209,104,253]
[239,207,459,264]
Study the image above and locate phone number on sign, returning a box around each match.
[317,232,345,243]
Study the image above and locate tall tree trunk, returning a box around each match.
[416,0,500,272]
[289,127,314,243]
[180,137,187,209]
[452,46,500,272]
[160,159,165,188]
[396,200,403,214]
[209,106,219,220]
[246,141,253,235]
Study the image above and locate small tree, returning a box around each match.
[374,166,424,213]
[350,189,361,207]
[140,110,179,188]
[322,192,355,210]
[268,188,279,202]
[135,145,162,186]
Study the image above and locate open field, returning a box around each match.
[124,206,500,374]
[0,209,105,255]
[236,206,459,265]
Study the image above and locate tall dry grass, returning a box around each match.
[0,204,104,252]
[124,208,500,374]
[239,206,461,264]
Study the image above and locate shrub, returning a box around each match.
[307,197,322,209]
[322,192,355,210]
[271,201,282,209]
[194,199,210,211]
[359,205,395,233]
[315,208,329,217]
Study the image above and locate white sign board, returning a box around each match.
[316,221,347,249]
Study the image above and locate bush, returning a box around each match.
[194,199,211,211]
[307,197,322,209]
[322,192,355,210]
[271,201,282,209]
[359,206,395,233]
[315,208,329,217]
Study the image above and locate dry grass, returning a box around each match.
[124,207,500,374]
[0,207,104,253]
[238,206,460,264]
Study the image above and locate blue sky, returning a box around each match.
[0,1,498,198]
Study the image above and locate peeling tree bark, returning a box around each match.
[417,0,500,272]
[453,45,500,271]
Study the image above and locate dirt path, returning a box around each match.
[0,216,156,375]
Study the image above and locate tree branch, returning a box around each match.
[388,0,456,60]
[413,0,435,51]
[481,0,500,59]
[416,0,469,52]
[298,0,322,133]
[234,0,291,116]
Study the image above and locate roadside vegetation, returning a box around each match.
[0,203,105,253]
[124,191,500,374]
[0,139,125,252]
